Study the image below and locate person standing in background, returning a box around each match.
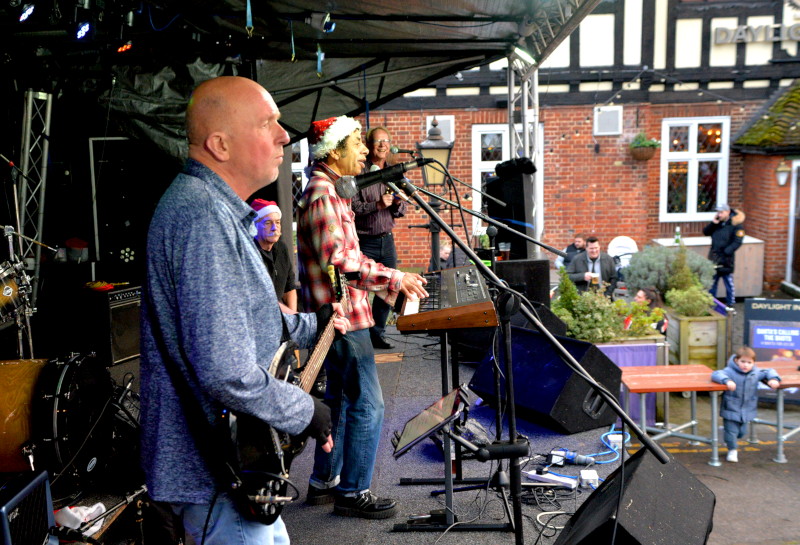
[351,126,407,350]
[252,198,297,311]
[554,233,586,270]
[703,203,745,307]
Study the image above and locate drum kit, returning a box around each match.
[1,224,44,359]
[0,228,141,505]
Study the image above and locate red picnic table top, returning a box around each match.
[758,360,800,388]
[621,364,728,394]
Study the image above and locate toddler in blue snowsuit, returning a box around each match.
[711,346,781,463]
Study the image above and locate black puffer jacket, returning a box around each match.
[702,209,746,274]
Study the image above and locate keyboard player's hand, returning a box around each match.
[400,272,429,301]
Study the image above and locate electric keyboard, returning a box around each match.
[396,265,498,333]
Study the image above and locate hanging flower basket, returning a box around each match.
[630,146,656,161]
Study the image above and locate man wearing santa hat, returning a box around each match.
[297,116,428,519]
[251,198,297,311]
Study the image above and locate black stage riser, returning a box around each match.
[469,326,621,434]
[554,448,715,545]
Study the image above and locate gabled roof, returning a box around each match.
[733,80,800,155]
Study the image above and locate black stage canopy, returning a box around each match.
[0,0,599,155]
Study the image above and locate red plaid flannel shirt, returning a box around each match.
[297,162,404,331]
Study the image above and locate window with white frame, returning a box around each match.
[471,123,542,232]
[426,115,456,142]
[660,116,730,222]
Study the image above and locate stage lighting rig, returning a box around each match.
[19,3,35,22]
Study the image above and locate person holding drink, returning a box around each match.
[566,236,617,297]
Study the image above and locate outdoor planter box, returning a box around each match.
[666,309,727,370]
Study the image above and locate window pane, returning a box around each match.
[291,142,302,163]
[481,133,503,161]
[696,161,718,212]
[697,124,722,153]
[292,171,304,208]
[669,126,689,152]
[480,171,497,214]
[667,161,688,213]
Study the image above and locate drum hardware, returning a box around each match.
[2,224,56,358]
[32,353,116,498]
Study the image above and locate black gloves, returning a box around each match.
[302,397,332,443]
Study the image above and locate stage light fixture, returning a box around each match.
[512,45,536,65]
[76,21,91,39]
[19,3,34,22]
[306,12,335,33]
[117,41,132,53]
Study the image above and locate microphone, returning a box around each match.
[335,158,432,199]
[390,146,417,155]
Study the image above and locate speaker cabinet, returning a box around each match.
[494,256,551,308]
[554,448,715,545]
[80,286,141,366]
[0,471,58,545]
[469,326,621,434]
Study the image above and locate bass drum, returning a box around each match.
[0,358,49,471]
[32,353,115,497]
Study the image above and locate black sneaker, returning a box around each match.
[306,485,336,505]
[371,336,395,350]
[333,491,397,519]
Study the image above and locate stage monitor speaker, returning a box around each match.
[494,255,551,307]
[468,326,621,434]
[0,470,58,545]
[554,448,715,545]
[80,286,141,366]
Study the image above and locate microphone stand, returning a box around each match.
[393,175,671,465]
[426,163,507,208]
[409,182,567,259]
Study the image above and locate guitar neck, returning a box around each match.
[297,306,339,393]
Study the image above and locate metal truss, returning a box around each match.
[507,57,543,256]
[18,90,53,308]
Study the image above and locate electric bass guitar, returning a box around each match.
[227,266,347,525]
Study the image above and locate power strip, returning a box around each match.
[524,471,577,490]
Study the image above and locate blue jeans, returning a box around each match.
[171,494,289,545]
[311,329,385,494]
[358,234,397,338]
[723,418,747,450]
[709,272,735,306]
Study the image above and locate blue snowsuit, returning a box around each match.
[711,355,781,450]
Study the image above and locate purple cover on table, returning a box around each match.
[597,343,659,427]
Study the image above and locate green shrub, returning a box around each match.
[666,243,699,292]
[665,285,715,317]
[624,244,714,295]
[613,299,665,337]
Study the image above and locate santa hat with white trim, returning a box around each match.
[251,199,281,221]
[308,116,361,159]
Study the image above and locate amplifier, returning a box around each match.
[0,470,58,545]
[81,285,141,366]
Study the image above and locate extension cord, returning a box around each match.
[523,471,577,489]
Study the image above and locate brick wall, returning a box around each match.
[742,155,792,290]
[362,101,785,293]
